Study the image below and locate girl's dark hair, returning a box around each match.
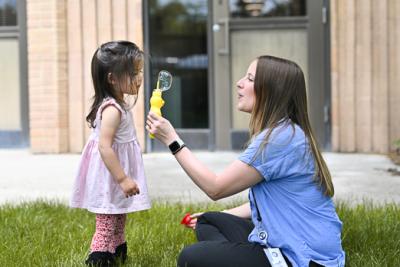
[250,55,334,197]
[86,41,144,128]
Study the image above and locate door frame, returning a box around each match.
[307,0,331,151]
[211,0,332,150]
[143,0,214,152]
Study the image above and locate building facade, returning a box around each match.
[1,0,399,154]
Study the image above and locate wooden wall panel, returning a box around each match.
[330,0,339,151]
[338,0,356,152]
[67,0,146,152]
[331,0,400,153]
[388,0,400,150]
[355,0,372,152]
[128,0,145,150]
[97,0,112,44]
[371,0,389,153]
[81,0,97,140]
[112,0,128,40]
[128,0,143,45]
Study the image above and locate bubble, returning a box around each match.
[157,70,172,92]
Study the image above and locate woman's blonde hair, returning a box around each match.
[249,55,334,197]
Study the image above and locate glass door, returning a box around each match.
[144,0,210,151]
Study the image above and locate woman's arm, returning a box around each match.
[186,202,251,229]
[99,106,139,196]
[146,112,263,200]
[222,202,251,219]
[174,149,261,200]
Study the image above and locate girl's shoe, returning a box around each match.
[85,251,115,267]
[114,242,127,263]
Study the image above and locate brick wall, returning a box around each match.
[27,0,68,153]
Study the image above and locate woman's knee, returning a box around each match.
[177,243,208,267]
[177,245,196,267]
[194,212,224,238]
[196,211,227,226]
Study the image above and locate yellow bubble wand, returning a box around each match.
[149,70,172,139]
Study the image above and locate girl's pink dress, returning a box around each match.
[70,98,151,214]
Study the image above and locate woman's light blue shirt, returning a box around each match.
[239,122,345,267]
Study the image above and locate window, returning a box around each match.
[0,0,17,26]
[230,0,306,18]
[148,0,209,128]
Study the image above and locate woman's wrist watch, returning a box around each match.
[168,137,186,155]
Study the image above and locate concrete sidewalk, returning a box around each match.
[0,149,399,205]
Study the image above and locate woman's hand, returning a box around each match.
[146,111,179,146]
[185,212,204,230]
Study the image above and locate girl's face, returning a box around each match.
[236,60,257,113]
[121,61,144,96]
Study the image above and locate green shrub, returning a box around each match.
[394,139,400,154]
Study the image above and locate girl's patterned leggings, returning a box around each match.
[90,214,126,253]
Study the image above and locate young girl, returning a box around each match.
[70,41,151,266]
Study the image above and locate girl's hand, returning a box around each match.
[119,177,140,197]
[146,112,178,146]
[186,212,204,230]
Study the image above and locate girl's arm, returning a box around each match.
[146,112,263,200]
[99,106,139,196]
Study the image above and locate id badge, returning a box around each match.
[263,247,289,267]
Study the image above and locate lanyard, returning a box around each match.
[251,188,268,242]
[251,188,262,222]
[252,189,289,267]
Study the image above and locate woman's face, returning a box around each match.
[236,60,257,113]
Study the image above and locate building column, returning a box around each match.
[27,0,68,153]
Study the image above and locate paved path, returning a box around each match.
[0,149,399,205]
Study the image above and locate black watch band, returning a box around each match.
[168,138,186,155]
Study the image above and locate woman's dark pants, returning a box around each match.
[177,211,293,267]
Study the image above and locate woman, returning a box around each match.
[146,55,345,267]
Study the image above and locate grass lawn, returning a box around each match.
[0,201,399,267]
